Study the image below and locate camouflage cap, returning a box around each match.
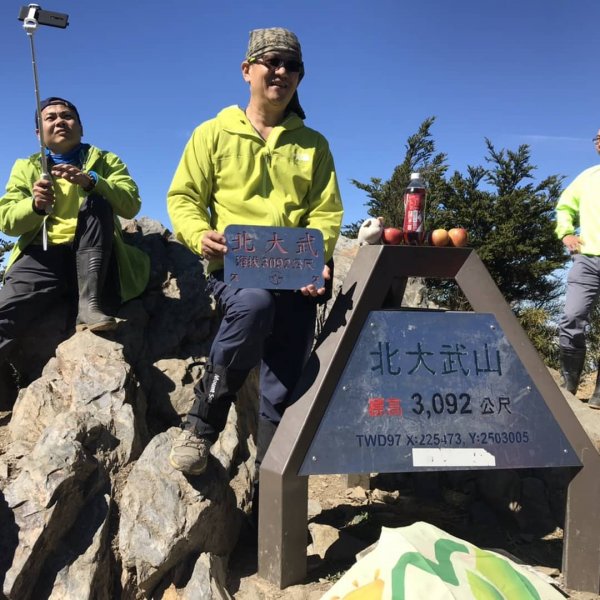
[245,28,306,120]
[246,27,302,61]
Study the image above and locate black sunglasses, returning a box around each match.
[252,57,303,73]
[593,136,600,143]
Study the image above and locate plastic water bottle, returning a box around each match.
[403,172,426,244]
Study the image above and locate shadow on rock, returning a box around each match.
[0,490,18,596]
[31,480,112,600]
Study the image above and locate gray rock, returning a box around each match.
[211,369,258,475]
[152,553,232,600]
[148,358,203,424]
[142,237,215,363]
[9,331,147,470]
[1,218,257,599]
[307,523,339,559]
[307,498,322,520]
[307,523,366,562]
[47,493,112,600]
[3,415,101,599]
[180,553,231,600]
[118,430,240,594]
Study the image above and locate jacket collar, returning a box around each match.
[218,105,303,137]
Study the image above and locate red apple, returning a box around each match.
[431,228,450,247]
[382,227,403,245]
[448,227,469,247]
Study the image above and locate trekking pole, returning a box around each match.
[18,4,69,250]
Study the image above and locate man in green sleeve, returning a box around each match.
[167,27,344,492]
[556,129,600,408]
[0,97,149,359]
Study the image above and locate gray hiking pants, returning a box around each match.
[559,254,600,350]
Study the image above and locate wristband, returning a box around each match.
[84,171,98,192]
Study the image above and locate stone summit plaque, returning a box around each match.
[223,225,324,290]
[300,310,581,475]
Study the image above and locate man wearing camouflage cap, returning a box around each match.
[167,28,343,494]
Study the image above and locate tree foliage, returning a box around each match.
[428,138,567,311]
[0,237,14,282]
[346,117,570,363]
[344,117,449,236]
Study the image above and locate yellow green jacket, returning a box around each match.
[0,144,149,302]
[167,105,343,273]
[556,165,600,256]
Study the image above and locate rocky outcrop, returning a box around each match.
[0,219,385,599]
[0,222,580,599]
[0,218,258,599]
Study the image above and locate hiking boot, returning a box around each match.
[588,368,600,410]
[169,429,212,475]
[186,363,248,440]
[559,347,586,395]
[75,248,117,332]
[588,396,600,410]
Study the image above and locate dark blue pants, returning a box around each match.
[186,270,317,438]
[0,194,114,358]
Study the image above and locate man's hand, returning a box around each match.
[563,234,582,254]
[300,263,331,297]
[200,231,228,259]
[32,177,55,213]
[51,165,95,191]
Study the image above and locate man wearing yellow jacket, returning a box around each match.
[556,129,600,408]
[167,28,343,480]
[0,97,149,354]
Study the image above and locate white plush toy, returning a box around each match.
[357,216,384,246]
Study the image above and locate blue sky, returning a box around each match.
[1,0,599,238]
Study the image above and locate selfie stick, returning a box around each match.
[20,4,69,250]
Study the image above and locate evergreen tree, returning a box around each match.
[343,117,450,237]
[347,118,570,364]
[426,138,567,311]
[0,238,14,282]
